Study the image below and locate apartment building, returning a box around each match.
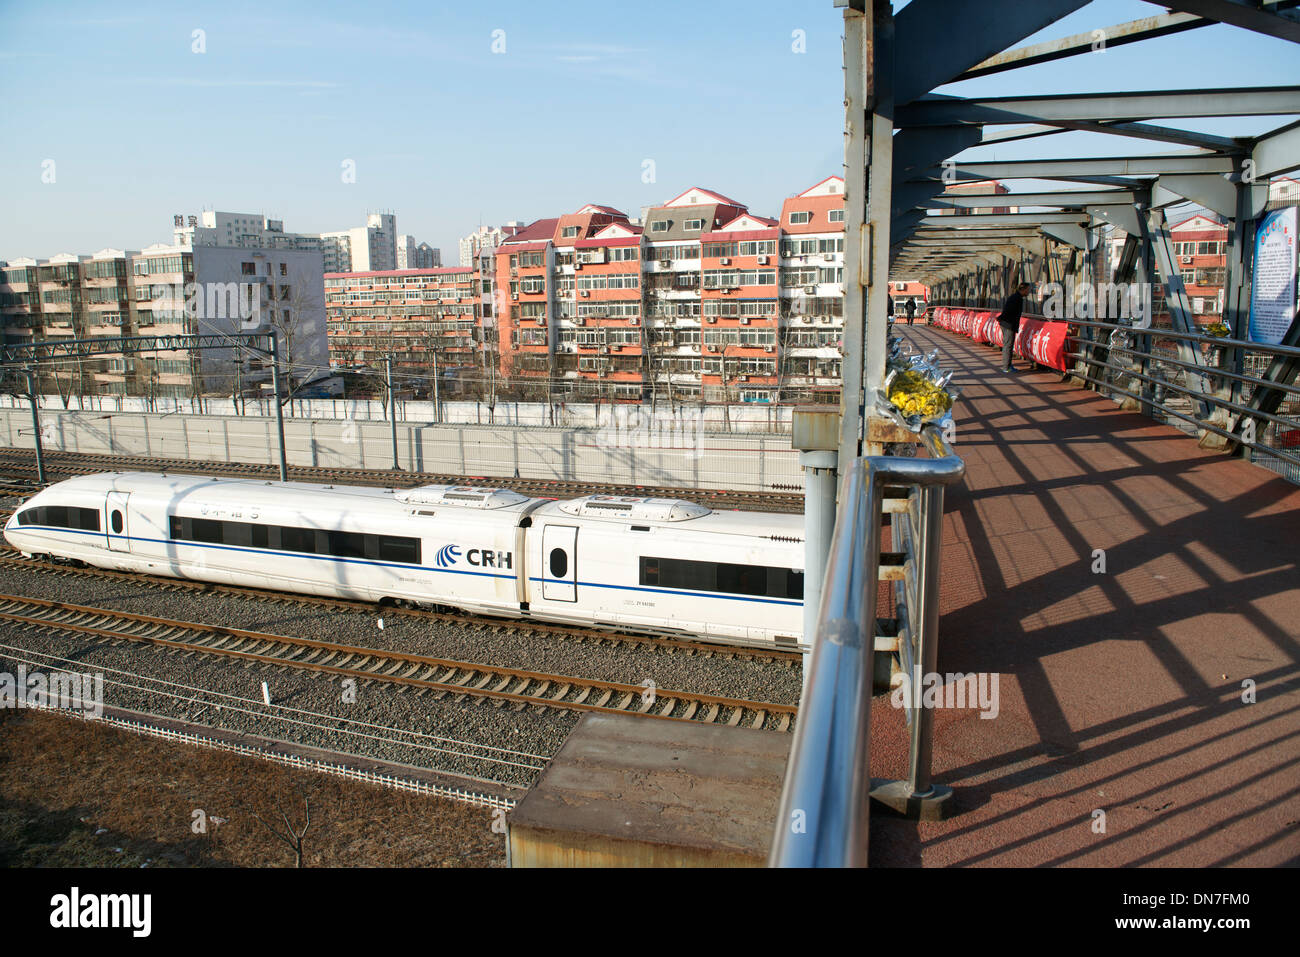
[321,213,398,273]
[324,267,480,394]
[553,205,634,396]
[2,245,327,400]
[642,188,749,400]
[479,182,852,404]
[567,220,645,399]
[1169,213,1228,319]
[172,211,322,253]
[701,213,781,403]
[459,223,524,267]
[174,209,401,275]
[495,218,559,394]
[779,176,846,399]
[396,235,442,270]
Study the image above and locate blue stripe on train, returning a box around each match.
[9,526,803,607]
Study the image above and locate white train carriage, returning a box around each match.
[525,495,805,647]
[4,474,807,648]
[5,472,541,618]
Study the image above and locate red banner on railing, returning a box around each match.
[930,307,1072,373]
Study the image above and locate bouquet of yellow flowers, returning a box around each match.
[887,368,953,419]
[1205,321,1230,338]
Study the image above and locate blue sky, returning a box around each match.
[2,0,1297,262]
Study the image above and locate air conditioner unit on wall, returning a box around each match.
[757,255,769,264]
[720,257,731,265]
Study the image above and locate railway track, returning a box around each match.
[0,593,797,731]
[0,447,803,513]
[0,551,802,664]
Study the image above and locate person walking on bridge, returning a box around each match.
[997,282,1030,373]
[905,297,917,325]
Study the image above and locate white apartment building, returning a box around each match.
[396,235,417,270]
[133,243,330,396]
[459,222,524,267]
[396,235,443,270]
[172,211,322,253]
[321,212,397,273]
[173,209,400,274]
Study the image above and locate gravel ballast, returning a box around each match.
[0,562,802,790]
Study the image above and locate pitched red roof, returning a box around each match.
[502,218,560,244]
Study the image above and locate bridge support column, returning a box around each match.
[793,407,839,694]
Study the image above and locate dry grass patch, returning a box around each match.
[0,710,505,867]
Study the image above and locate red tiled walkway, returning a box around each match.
[868,324,1300,866]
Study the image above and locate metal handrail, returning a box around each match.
[934,306,1300,359]
[1063,352,1300,471]
[1062,316,1300,359]
[770,424,964,867]
[1066,345,1300,432]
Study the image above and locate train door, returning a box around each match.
[541,525,577,602]
[105,492,130,552]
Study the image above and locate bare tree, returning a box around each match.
[252,796,313,868]
[269,282,327,401]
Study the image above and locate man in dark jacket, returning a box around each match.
[998,282,1030,373]
[905,298,917,325]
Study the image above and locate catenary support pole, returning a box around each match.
[432,350,440,424]
[386,356,399,470]
[26,371,46,486]
[268,334,288,482]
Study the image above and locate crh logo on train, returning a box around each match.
[467,548,512,569]
[435,544,513,569]
[0,665,103,718]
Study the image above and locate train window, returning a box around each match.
[549,548,568,578]
[190,518,224,544]
[165,514,421,565]
[278,526,318,554]
[111,511,123,534]
[15,506,100,531]
[376,535,420,564]
[639,556,803,600]
[327,531,367,560]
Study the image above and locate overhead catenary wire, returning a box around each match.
[0,641,550,773]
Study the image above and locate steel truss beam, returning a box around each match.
[896,87,1300,128]
[1165,1,1300,44]
[1,333,272,365]
[959,12,1208,80]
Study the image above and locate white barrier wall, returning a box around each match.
[0,394,796,434]
[0,408,802,492]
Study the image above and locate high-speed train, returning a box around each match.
[4,472,805,649]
